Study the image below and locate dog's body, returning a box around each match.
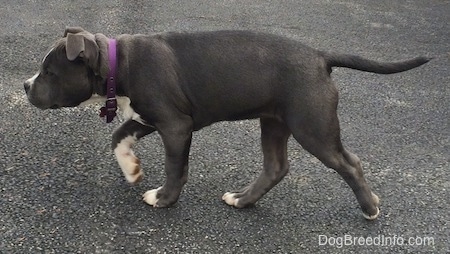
[24,27,430,220]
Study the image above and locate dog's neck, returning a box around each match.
[98,38,119,123]
[92,37,125,97]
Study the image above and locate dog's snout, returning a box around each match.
[24,81,31,93]
[24,73,38,93]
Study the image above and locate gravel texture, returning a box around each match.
[0,0,448,253]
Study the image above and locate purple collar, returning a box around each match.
[100,38,118,123]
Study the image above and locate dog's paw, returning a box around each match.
[222,192,240,207]
[372,192,380,206]
[114,137,144,184]
[120,156,143,184]
[143,187,163,207]
[363,207,380,220]
[362,192,380,220]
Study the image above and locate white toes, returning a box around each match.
[143,187,162,207]
[124,170,143,184]
[363,207,380,220]
[362,192,380,220]
[222,192,239,207]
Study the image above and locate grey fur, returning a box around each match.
[24,27,430,219]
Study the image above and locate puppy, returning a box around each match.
[24,27,430,219]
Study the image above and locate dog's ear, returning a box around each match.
[64,27,86,37]
[66,33,99,70]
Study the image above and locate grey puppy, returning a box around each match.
[24,27,430,220]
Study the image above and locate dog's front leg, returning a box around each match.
[112,119,155,184]
[143,119,193,207]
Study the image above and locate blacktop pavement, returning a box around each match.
[0,0,449,253]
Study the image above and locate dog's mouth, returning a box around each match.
[48,101,83,109]
[25,96,58,110]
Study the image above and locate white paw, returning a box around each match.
[124,169,143,184]
[117,154,143,184]
[363,192,380,220]
[222,192,239,207]
[114,136,143,184]
[363,207,380,220]
[143,187,163,207]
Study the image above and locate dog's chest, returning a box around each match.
[81,95,145,124]
[116,97,147,124]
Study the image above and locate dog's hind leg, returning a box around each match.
[286,100,380,220]
[222,117,291,208]
[112,119,155,184]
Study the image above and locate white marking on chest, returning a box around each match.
[79,94,107,106]
[116,96,145,124]
[80,95,147,125]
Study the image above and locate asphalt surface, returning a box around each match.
[1,0,449,253]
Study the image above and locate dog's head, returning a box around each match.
[24,27,109,109]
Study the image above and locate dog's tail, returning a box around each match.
[323,52,432,74]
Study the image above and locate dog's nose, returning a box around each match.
[24,73,38,93]
[24,82,30,93]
